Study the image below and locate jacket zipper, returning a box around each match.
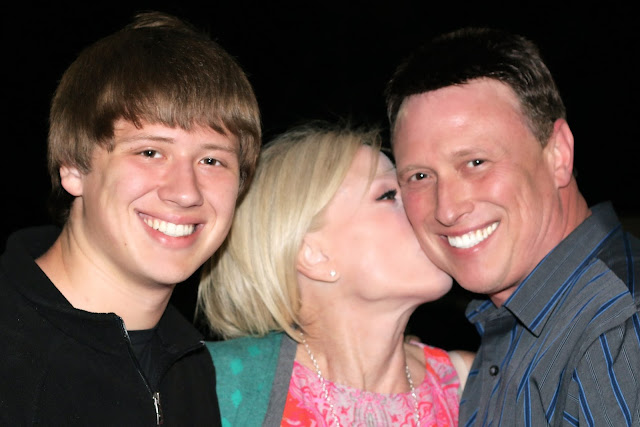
[152,392,163,425]
[120,319,164,425]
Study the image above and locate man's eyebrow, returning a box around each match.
[449,148,480,159]
[118,134,174,144]
[396,147,487,175]
[118,134,239,154]
[202,143,239,155]
[397,163,422,176]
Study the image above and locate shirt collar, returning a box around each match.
[3,226,204,355]
[467,202,621,335]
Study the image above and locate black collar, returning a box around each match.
[2,226,204,356]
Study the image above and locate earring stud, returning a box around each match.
[330,270,336,277]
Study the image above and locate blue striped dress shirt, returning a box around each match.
[459,202,640,426]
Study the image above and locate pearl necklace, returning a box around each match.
[300,332,420,426]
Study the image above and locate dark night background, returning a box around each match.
[3,2,638,351]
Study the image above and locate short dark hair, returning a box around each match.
[48,11,261,224]
[385,27,565,145]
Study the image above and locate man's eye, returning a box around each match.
[376,189,397,201]
[140,149,160,158]
[468,159,484,167]
[410,172,427,181]
[202,157,222,166]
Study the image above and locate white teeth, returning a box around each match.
[447,222,498,249]
[143,217,196,237]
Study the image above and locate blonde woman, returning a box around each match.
[198,123,474,426]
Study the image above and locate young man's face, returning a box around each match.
[393,79,563,305]
[63,119,240,287]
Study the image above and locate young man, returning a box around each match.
[386,28,639,425]
[0,12,261,425]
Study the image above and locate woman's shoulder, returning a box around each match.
[447,350,475,371]
[207,332,291,425]
[405,339,450,363]
[405,339,475,392]
[206,331,285,358]
[405,338,474,370]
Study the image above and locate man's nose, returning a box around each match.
[434,177,473,226]
[157,161,204,208]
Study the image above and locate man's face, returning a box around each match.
[393,79,562,304]
[65,119,240,288]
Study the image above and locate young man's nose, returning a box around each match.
[158,162,204,207]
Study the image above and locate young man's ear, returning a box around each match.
[546,119,575,188]
[296,236,339,283]
[59,165,84,197]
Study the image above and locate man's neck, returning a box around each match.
[35,228,173,330]
[489,182,591,307]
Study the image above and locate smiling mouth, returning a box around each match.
[447,222,498,249]
[143,217,196,237]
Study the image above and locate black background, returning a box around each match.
[3,2,638,350]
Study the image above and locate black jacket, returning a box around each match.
[0,227,221,426]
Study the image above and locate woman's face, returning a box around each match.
[317,146,452,304]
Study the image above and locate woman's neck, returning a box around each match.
[296,302,421,394]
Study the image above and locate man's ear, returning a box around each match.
[546,119,575,188]
[59,165,84,197]
[296,236,339,283]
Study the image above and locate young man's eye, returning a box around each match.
[202,157,222,166]
[140,149,160,158]
[376,189,397,201]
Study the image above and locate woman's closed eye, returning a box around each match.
[376,189,397,201]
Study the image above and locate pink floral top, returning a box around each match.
[281,343,460,426]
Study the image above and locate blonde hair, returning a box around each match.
[197,122,381,339]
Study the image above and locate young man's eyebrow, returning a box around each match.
[117,134,174,144]
[201,143,238,154]
[118,135,238,154]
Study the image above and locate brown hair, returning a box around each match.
[386,27,565,146]
[48,11,261,224]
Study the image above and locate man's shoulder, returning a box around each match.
[0,265,68,418]
[596,222,640,302]
[1,225,60,282]
[548,256,638,369]
[2,226,60,255]
[1,226,71,322]
[0,243,54,338]
[570,202,639,303]
[574,258,637,313]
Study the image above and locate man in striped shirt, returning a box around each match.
[386,27,640,425]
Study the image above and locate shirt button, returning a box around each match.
[489,365,500,376]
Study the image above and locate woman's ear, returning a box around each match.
[59,165,84,197]
[296,236,339,282]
